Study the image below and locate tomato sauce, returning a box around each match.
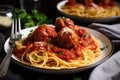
[14,17,98,62]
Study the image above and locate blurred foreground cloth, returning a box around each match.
[89,50,120,80]
[88,23,120,80]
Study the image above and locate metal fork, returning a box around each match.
[0,18,21,77]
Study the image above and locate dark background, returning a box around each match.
[0,0,63,20]
[0,0,120,20]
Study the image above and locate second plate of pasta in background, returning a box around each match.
[57,0,120,23]
[4,25,113,74]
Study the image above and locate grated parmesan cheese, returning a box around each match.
[0,16,12,27]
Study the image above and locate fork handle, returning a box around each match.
[0,48,12,77]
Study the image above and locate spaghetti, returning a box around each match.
[13,17,102,69]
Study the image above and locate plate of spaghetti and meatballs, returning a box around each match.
[4,17,113,74]
[57,0,120,23]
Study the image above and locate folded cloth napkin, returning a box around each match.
[88,23,120,39]
[89,50,120,80]
[88,23,120,80]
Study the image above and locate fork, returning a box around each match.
[0,18,21,77]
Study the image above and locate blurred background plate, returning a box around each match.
[57,0,120,24]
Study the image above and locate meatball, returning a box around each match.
[55,27,79,49]
[55,17,75,32]
[32,25,57,42]
[64,18,75,29]
[23,25,57,45]
[55,17,66,32]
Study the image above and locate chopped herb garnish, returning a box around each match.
[100,47,105,50]
[100,45,108,50]
[20,34,22,39]
[30,30,33,32]
[34,56,38,60]
[58,51,63,55]
[82,33,88,38]
[17,33,22,40]
[11,44,16,48]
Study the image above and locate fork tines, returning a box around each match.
[11,18,21,40]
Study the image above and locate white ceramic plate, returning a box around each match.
[57,0,120,23]
[4,26,113,74]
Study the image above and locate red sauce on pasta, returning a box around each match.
[13,17,98,62]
